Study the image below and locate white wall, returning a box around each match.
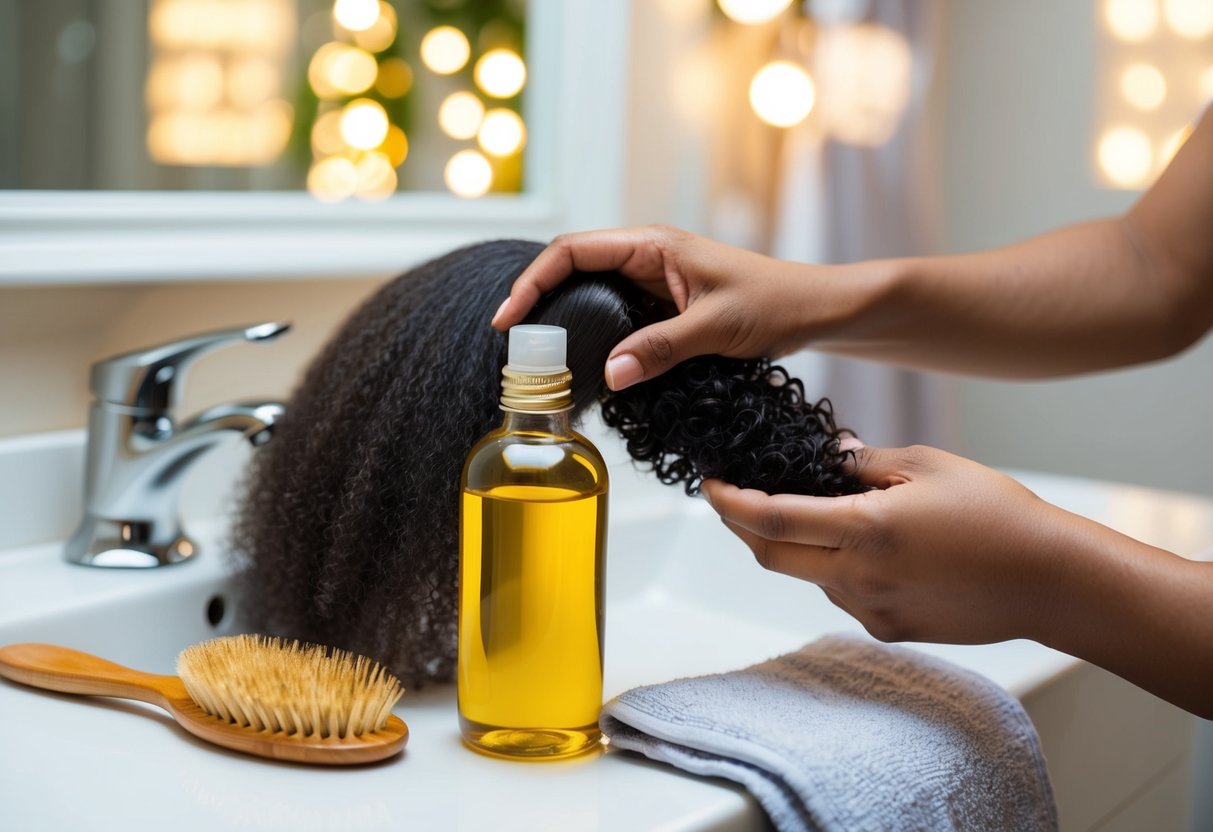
[935,3,1212,828]
[0,279,385,439]
[937,0,1213,501]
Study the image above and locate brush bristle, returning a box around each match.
[177,635,404,739]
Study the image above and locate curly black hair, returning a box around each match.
[603,357,860,497]
[231,240,862,688]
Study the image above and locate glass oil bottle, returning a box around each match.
[458,325,609,759]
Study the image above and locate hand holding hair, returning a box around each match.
[701,444,1213,719]
[497,108,1213,385]
[491,225,862,390]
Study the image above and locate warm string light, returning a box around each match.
[474,49,527,99]
[445,149,493,198]
[439,92,485,140]
[718,0,793,25]
[1104,0,1159,41]
[1120,63,1167,109]
[304,7,526,201]
[305,0,410,202]
[146,0,295,166]
[478,108,526,156]
[1097,0,1211,189]
[723,4,912,147]
[339,99,389,150]
[421,28,529,198]
[1098,126,1154,186]
[308,42,378,98]
[814,22,913,146]
[1163,0,1213,39]
[332,0,379,32]
[349,2,397,52]
[420,26,471,75]
[749,61,816,128]
[375,57,413,98]
[308,155,358,202]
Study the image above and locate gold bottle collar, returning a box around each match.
[499,366,573,413]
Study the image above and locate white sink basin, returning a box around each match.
[1,465,1209,831]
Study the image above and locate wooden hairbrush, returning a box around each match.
[0,635,408,765]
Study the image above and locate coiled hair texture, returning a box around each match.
[603,357,859,497]
[231,240,862,688]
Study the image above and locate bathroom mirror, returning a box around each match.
[0,0,627,283]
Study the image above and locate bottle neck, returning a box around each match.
[500,409,572,437]
[499,364,573,416]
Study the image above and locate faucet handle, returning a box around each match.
[89,321,292,413]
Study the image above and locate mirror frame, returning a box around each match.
[0,0,630,285]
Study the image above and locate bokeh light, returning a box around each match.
[474,49,527,98]
[333,0,379,32]
[478,108,526,156]
[145,54,224,112]
[1120,63,1167,109]
[379,124,409,167]
[1104,0,1159,42]
[438,91,486,140]
[815,22,911,146]
[309,42,379,98]
[149,101,292,166]
[1098,126,1153,187]
[1163,0,1213,38]
[226,56,279,108]
[375,57,413,98]
[149,0,294,52]
[311,109,346,156]
[350,2,397,51]
[354,151,398,200]
[251,99,294,160]
[749,61,816,128]
[331,47,377,95]
[339,98,389,150]
[717,0,793,25]
[445,149,493,198]
[308,155,358,202]
[420,26,471,75]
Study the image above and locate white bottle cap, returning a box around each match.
[507,325,567,373]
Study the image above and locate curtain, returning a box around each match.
[770,0,957,451]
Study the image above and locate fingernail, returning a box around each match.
[605,354,643,390]
[491,297,510,326]
[839,436,866,452]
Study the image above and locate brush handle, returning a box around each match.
[0,643,184,708]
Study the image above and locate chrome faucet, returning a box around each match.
[65,322,291,568]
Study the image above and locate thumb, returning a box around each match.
[604,310,720,390]
[848,444,935,489]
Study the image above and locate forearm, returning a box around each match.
[1033,510,1213,719]
[811,218,1198,378]
[807,107,1213,379]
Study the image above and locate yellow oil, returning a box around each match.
[458,425,608,760]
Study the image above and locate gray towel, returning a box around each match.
[600,634,1057,832]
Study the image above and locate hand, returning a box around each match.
[700,444,1081,646]
[492,225,845,390]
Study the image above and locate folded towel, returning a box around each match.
[600,634,1057,832]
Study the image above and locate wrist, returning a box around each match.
[1021,506,1162,657]
[806,257,914,346]
[1012,504,1105,647]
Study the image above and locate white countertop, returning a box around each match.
[2,467,1212,831]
